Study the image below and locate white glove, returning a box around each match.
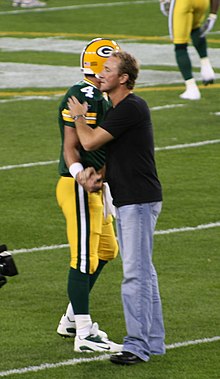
[160,0,170,16]
[200,13,217,37]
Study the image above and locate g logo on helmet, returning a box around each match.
[97,46,114,58]
[81,38,120,75]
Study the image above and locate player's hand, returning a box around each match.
[68,96,88,119]
[76,167,103,192]
[160,0,170,16]
[200,13,217,37]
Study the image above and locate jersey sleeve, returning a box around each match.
[60,87,82,128]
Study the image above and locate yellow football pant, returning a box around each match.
[169,0,209,43]
[56,176,118,275]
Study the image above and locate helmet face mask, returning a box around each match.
[80,38,120,76]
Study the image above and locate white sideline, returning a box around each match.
[8,221,220,255]
[0,139,219,171]
[0,336,219,377]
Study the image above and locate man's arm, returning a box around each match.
[63,125,81,168]
[64,125,102,192]
[67,96,114,151]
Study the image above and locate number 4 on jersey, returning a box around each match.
[81,86,94,99]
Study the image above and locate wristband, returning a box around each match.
[69,162,84,179]
[73,114,86,121]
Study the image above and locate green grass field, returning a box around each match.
[0,1,220,378]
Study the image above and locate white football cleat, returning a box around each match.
[57,314,76,338]
[20,0,46,7]
[74,323,123,353]
[180,78,201,100]
[57,315,108,339]
[180,88,201,100]
[200,57,215,85]
[12,0,21,6]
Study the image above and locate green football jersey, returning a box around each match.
[58,78,111,176]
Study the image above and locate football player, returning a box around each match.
[160,0,220,99]
[56,38,122,353]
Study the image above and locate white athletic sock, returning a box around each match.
[185,78,197,90]
[200,57,211,67]
[200,57,215,80]
[65,302,75,322]
[75,314,92,339]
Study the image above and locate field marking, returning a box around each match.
[0,160,58,171]
[0,31,171,42]
[154,221,220,235]
[1,31,219,44]
[0,336,219,377]
[155,139,220,151]
[166,336,220,350]
[0,95,62,103]
[0,1,157,16]
[1,83,220,96]
[0,139,219,172]
[8,221,220,255]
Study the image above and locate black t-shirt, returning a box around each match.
[100,93,162,207]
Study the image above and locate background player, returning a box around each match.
[160,0,220,100]
[56,38,122,353]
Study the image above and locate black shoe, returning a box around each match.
[110,351,143,365]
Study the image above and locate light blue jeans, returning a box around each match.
[115,202,165,361]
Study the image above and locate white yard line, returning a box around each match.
[0,1,157,15]
[1,139,219,171]
[0,95,61,103]
[155,139,220,151]
[0,336,219,377]
[8,221,220,255]
[0,160,58,171]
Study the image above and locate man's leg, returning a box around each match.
[115,202,164,362]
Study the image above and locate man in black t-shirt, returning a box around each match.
[67,51,166,365]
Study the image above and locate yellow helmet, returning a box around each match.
[80,38,120,76]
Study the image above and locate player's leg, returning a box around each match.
[56,177,96,339]
[56,176,92,338]
[57,258,108,338]
[72,190,121,352]
[191,0,215,85]
[56,178,121,352]
[64,214,118,339]
[169,0,201,99]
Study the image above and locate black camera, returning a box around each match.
[0,245,18,288]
